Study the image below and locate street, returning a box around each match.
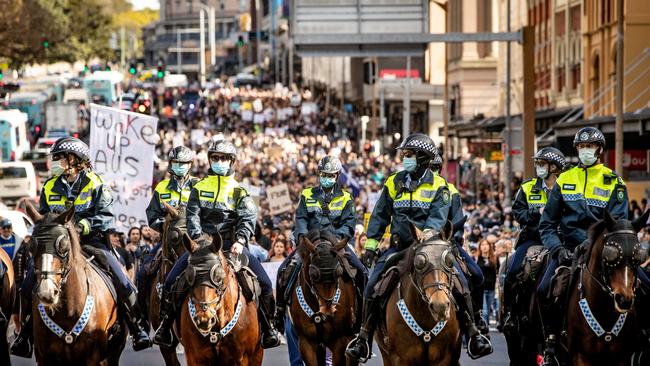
[10,330,509,365]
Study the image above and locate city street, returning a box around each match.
[11,330,510,365]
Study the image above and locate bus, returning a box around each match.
[83,71,124,106]
[3,92,49,137]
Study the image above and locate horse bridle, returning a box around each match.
[303,240,344,307]
[34,224,74,294]
[581,229,642,302]
[187,259,233,325]
[410,242,456,316]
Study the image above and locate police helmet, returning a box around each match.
[573,127,606,148]
[533,147,566,170]
[50,137,91,162]
[318,156,342,174]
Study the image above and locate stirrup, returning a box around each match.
[345,337,371,363]
[467,334,493,360]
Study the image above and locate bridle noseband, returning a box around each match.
[303,240,344,307]
[34,224,74,294]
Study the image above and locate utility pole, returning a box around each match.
[177,30,182,73]
[504,0,512,206]
[210,7,216,67]
[271,0,277,83]
[255,0,262,67]
[522,26,535,179]
[615,0,624,173]
[403,55,411,140]
[120,26,126,69]
[200,9,206,85]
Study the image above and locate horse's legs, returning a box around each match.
[298,338,318,366]
[0,326,9,366]
[161,345,181,366]
[329,340,356,366]
[573,353,590,366]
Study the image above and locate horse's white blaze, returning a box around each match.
[40,253,54,273]
[624,266,630,288]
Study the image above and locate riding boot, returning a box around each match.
[259,293,281,348]
[123,293,153,351]
[153,289,178,348]
[459,293,493,359]
[541,333,560,366]
[274,259,298,334]
[345,297,378,363]
[10,313,33,358]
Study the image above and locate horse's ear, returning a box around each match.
[632,209,650,233]
[603,209,616,229]
[182,233,199,253]
[211,232,223,253]
[441,220,454,241]
[410,223,424,243]
[55,205,76,225]
[24,200,44,223]
[161,200,179,218]
[334,236,349,251]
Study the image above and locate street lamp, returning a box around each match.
[193,1,216,85]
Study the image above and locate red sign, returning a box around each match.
[379,69,420,79]
[606,150,648,170]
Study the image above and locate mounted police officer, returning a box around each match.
[503,147,565,328]
[137,146,198,322]
[345,133,492,362]
[430,153,491,337]
[537,127,631,366]
[153,140,281,349]
[274,155,366,365]
[11,137,152,357]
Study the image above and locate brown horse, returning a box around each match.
[178,233,262,366]
[376,224,462,366]
[0,245,15,365]
[26,204,126,365]
[564,210,650,366]
[289,230,358,366]
[148,201,186,366]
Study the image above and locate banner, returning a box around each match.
[262,261,282,290]
[266,183,293,216]
[89,104,158,232]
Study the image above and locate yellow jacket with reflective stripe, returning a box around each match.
[539,164,628,252]
[293,185,356,240]
[145,175,198,231]
[512,177,549,246]
[366,169,451,248]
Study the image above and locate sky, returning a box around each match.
[129,0,160,10]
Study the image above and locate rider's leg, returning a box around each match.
[457,246,489,334]
[537,258,561,366]
[153,251,190,347]
[89,244,152,351]
[242,247,281,348]
[455,268,493,359]
[10,260,35,357]
[274,250,301,333]
[344,245,368,330]
[345,247,398,363]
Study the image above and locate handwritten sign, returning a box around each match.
[89,104,158,232]
[266,183,292,216]
[262,261,282,290]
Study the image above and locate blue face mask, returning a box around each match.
[320,176,336,188]
[403,157,418,172]
[211,161,230,175]
[171,162,190,176]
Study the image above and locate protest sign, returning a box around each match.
[190,129,205,147]
[241,110,253,122]
[267,183,292,216]
[89,104,158,232]
[253,113,265,124]
[262,261,282,290]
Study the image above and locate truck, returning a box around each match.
[45,103,78,134]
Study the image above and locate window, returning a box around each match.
[570,5,581,31]
[556,10,566,36]
[0,167,27,179]
[571,64,581,90]
[557,67,566,92]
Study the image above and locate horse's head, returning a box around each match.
[162,202,188,260]
[25,202,79,307]
[410,221,456,323]
[298,230,348,316]
[589,209,650,313]
[182,232,231,335]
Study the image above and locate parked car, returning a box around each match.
[0,209,34,238]
[0,161,38,206]
[22,149,50,177]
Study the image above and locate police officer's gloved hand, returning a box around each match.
[361,249,378,268]
[556,247,573,266]
[75,219,90,236]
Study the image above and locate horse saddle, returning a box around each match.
[373,249,411,298]
[226,253,261,303]
[516,245,549,283]
[81,249,118,303]
[337,251,358,281]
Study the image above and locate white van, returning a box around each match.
[0,109,29,161]
[0,162,38,206]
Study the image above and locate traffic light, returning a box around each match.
[105,64,111,71]
[156,60,165,79]
[0,70,3,81]
[84,65,89,73]
[237,35,244,48]
[43,41,49,49]
[129,62,137,75]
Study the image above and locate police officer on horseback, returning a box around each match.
[137,146,198,322]
[345,133,493,362]
[503,147,565,327]
[11,137,152,357]
[274,155,367,363]
[430,152,491,338]
[153,140,281,349]
[537,127,631,366]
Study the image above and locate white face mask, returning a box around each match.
[536,166,548,179]
[51,160,64,176]
[578,148,598,166]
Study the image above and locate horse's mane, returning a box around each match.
[305,229,339,246]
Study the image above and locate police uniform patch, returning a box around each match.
[592,187,610,198]
[442,190,450,204]
[529,195,542,201]
[306,199,317,204]
[580,132,589,141]
[563,184,576,191]
[160,193,171,199]
[200,191,215,198]
[48,195,62,202]
[617,189,625,203]
[244,197,257,212]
